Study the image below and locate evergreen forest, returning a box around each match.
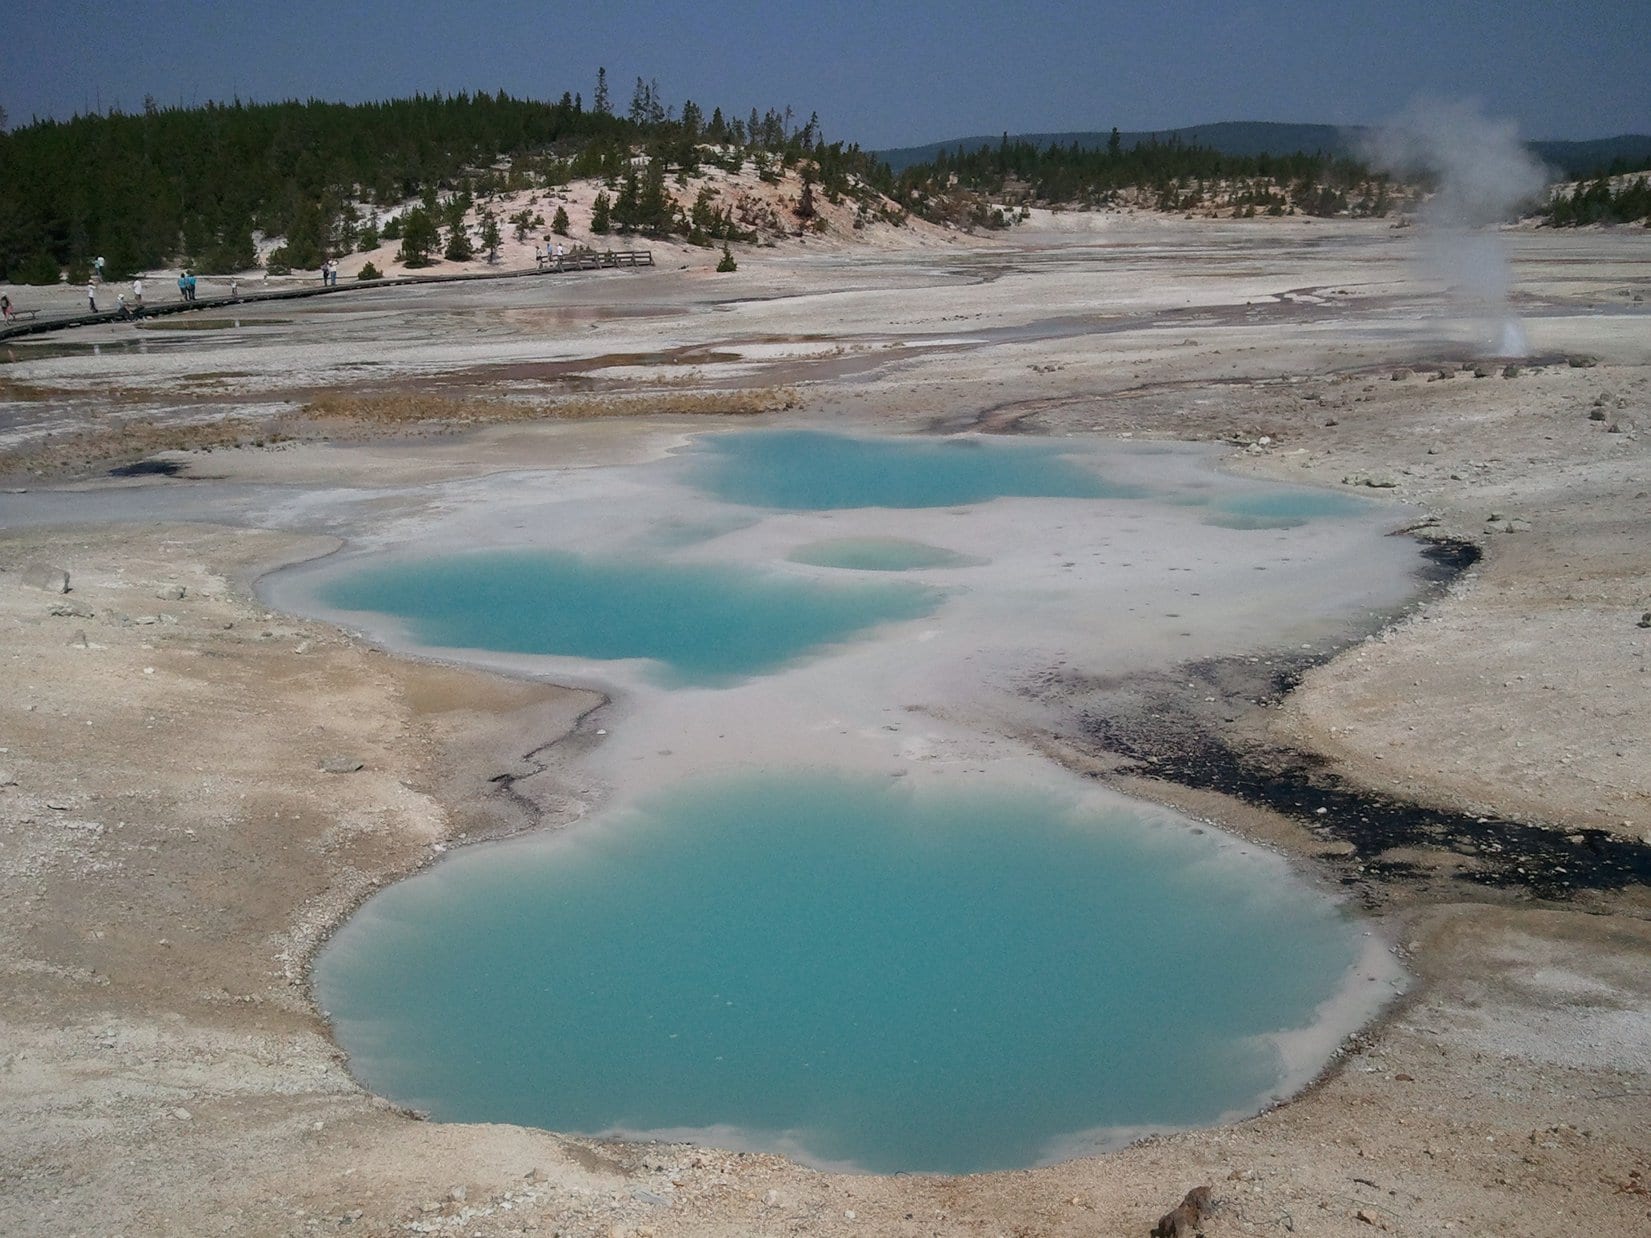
[1542,174,1651,226]
[892,130,1392,228]
[0,81,891,283]
[6,84,1635,285]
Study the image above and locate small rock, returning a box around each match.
[1502,364,1521,378]
[49,601,94,618]
[1153,1186,1214,1238]
[0,769,16,787]
[173,1107,192,1120]
[1473,364,1493,378]
[1567,354,1598,368]
[68,629,89,647]
[155,584,187,601]
[1588,408,1607,421]
[22,562,70,593]
[447,1186,466,1203]
[320,755,365,774]
[1390,368,1412,381]
[1637,612,1651,629]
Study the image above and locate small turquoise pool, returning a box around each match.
[315,772,1365,1174]
[317,549,940,686]
[688,428,1143,509]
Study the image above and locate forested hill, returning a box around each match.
[878,121,1651,179]
[893,131,1393,227]
[0,88,887,282]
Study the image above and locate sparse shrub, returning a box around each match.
[444,224,474,261]
[716,244,737,273]
[14,252,62,285]
[358,262,383,280]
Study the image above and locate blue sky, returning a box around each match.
[4,1,1646,147]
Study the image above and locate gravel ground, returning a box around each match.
[1,216,1648,1236]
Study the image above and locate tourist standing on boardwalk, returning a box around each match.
[178,272,189,301]
[94,256,106,283]
[186,271,197,301]
[87,280,97,312]
[132,278,144,308]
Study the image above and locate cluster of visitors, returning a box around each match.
[320,258,339,286]
[536,240,569,267]
[176,270,198,301]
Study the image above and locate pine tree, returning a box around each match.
[590,191,612,234]
[593,68,611,116]
[444,221,474,261]
[637,158,673,236]
[796,166,817,220]
[397,207,439,267]
[479,211,502,261]
[613,169,641,234]
[716,244,737,272]
[552,205,570,235]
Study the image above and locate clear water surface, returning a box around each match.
[315,772,1363,1174]
[688,428,1145,510]
[317,549,940,686]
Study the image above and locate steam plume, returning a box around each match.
[1362,99,1550,357]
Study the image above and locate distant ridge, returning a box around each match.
[875,121,1651,179]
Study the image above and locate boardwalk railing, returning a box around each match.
[537,249,654,271]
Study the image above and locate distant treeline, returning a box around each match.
[894,130,1390,227]
[0,82,894,282]
[1544,174,1651,226]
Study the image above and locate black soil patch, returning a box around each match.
[107,458,184,478]
[1081,673,1651,903]
[1044,537,1651,905]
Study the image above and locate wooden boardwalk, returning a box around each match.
[0,250,655,342]
[537,249,654,272]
